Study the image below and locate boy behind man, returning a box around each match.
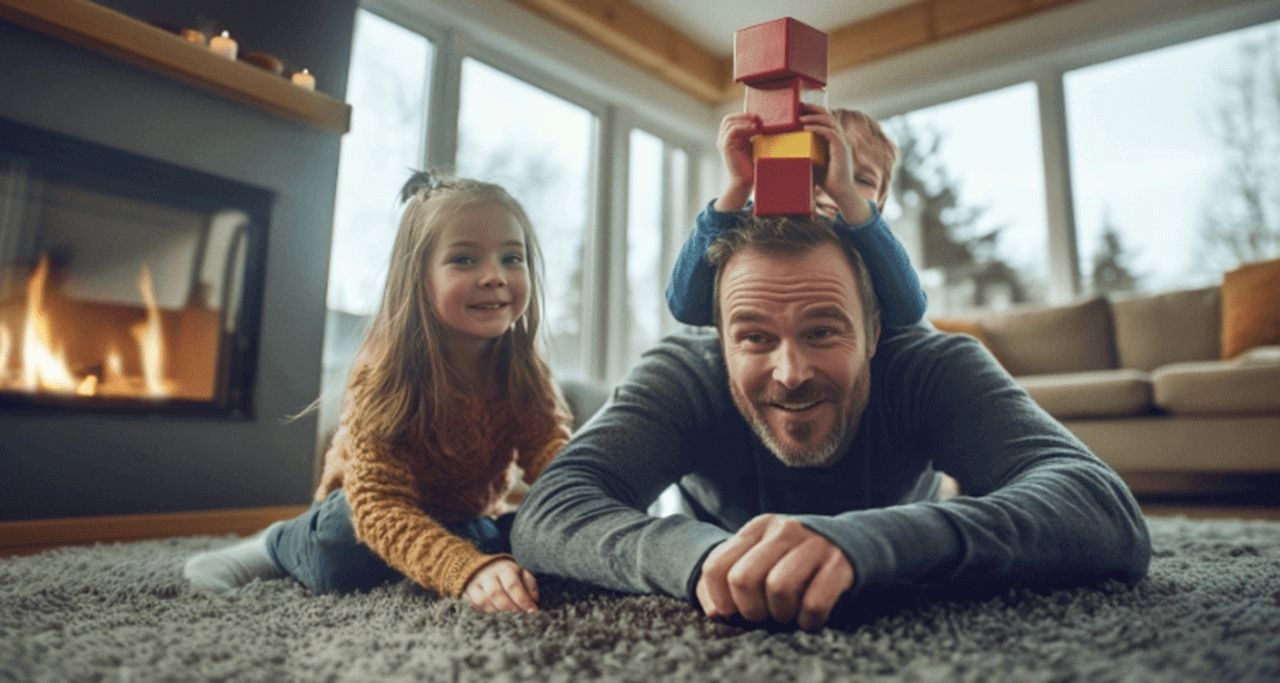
[667,105,925,328]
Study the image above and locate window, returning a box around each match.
[328,10,432,315]
[320,10,433,442]
[456,58,596,379]
[885,83,1049,315]
[624,129,665,369]
[1066,22,1280,295]
[620,130,693,375]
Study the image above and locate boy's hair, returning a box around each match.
[705,214,881,346]
[835,109,898,210]
[349,171,560,450]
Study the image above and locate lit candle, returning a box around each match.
[180,28,206,45]
[291,68,316,91]
[209,31,238,60]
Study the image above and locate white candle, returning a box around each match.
[291,68,316,91]
[209,31,237,60]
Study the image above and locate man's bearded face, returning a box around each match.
[718,243,878,468]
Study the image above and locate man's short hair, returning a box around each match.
[705,215,881,341]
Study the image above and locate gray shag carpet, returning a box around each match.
[2,516,1279,682]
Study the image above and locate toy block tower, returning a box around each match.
[734,17,829,216]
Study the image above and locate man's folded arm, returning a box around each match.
[512,337,733,598]
[799,335,1151,599]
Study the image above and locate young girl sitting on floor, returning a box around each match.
[185,172,571,614]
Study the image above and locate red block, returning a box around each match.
[744,77,825,133]
[734,17,828,86]
[753,157,814,217]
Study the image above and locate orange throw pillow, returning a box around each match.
[931,317,985,340]
[1221,257,1280,359]
[930,317,1002,366]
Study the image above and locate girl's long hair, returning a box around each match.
[347,171,560,453]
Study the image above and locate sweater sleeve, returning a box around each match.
[835,201,928,327]
[665,201,742,326]
[344,432,508,598]
[511,338,734,598]
[795,335,1151,600]
[516,399,573,484]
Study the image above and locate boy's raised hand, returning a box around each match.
[801,104,873,225]
[714,112,761,212]
[464,558,539,614]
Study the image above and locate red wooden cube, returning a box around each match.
[753,157,814,217]
[744,76,825,134]
[734,17,828,86]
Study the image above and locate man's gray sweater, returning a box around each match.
[511,327,1151,603]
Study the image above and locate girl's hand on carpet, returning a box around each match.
[464,559,539,614]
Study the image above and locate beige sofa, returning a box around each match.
[936,286,1280,497]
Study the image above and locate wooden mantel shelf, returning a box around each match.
[0,0,351,134]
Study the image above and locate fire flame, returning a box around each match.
[4,255,172,399]
[131,264,168,398]
[21,257,77,392]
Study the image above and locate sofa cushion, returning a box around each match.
[1222,257,1280,359]
[1017,369,1153,419]
[1111,286,1220,371]
[559,379,610,431]
[980,297,1116,376]
[1152,359,1280,415]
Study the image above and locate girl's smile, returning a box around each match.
[429,202,531,347]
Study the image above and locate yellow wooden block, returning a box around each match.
[752,131,827,165]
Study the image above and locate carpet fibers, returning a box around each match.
[2,516,1279,682]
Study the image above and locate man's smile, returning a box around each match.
[770,400,823,413]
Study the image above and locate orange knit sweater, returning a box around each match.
[315,383,571,598]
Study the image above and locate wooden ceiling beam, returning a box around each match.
[509,0,731,103]
[509,0,1089,106]
[829,0,1088,90]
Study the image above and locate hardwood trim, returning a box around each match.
[0,0,351,133]
[0,505,308,557]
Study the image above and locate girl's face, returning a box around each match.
[428,203,531,346]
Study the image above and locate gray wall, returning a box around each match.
[0,0,357,520]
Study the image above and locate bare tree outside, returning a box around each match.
[890,118,1032,311]
[1198,30,1280,272]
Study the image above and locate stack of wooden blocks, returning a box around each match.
[734,17,829,216]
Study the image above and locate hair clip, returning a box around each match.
[399,169,454,204]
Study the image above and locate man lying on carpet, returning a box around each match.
[511,212,1152,631]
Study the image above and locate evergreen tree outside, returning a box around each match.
[1089,209,1141,295]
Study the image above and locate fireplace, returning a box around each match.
[0,117,270,417]
[0,4,351,521]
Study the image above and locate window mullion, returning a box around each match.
[1036,70,1081,302]
[425,31,461,172]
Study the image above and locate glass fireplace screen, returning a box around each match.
[0,118,270,416]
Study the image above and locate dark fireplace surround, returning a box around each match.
[0,10,353,521]
[0,117,270,417]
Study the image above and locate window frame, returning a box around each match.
[361,0,715,383]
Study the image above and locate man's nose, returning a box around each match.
[771,340,814,389]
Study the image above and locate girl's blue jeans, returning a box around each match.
[266,488,512,594]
